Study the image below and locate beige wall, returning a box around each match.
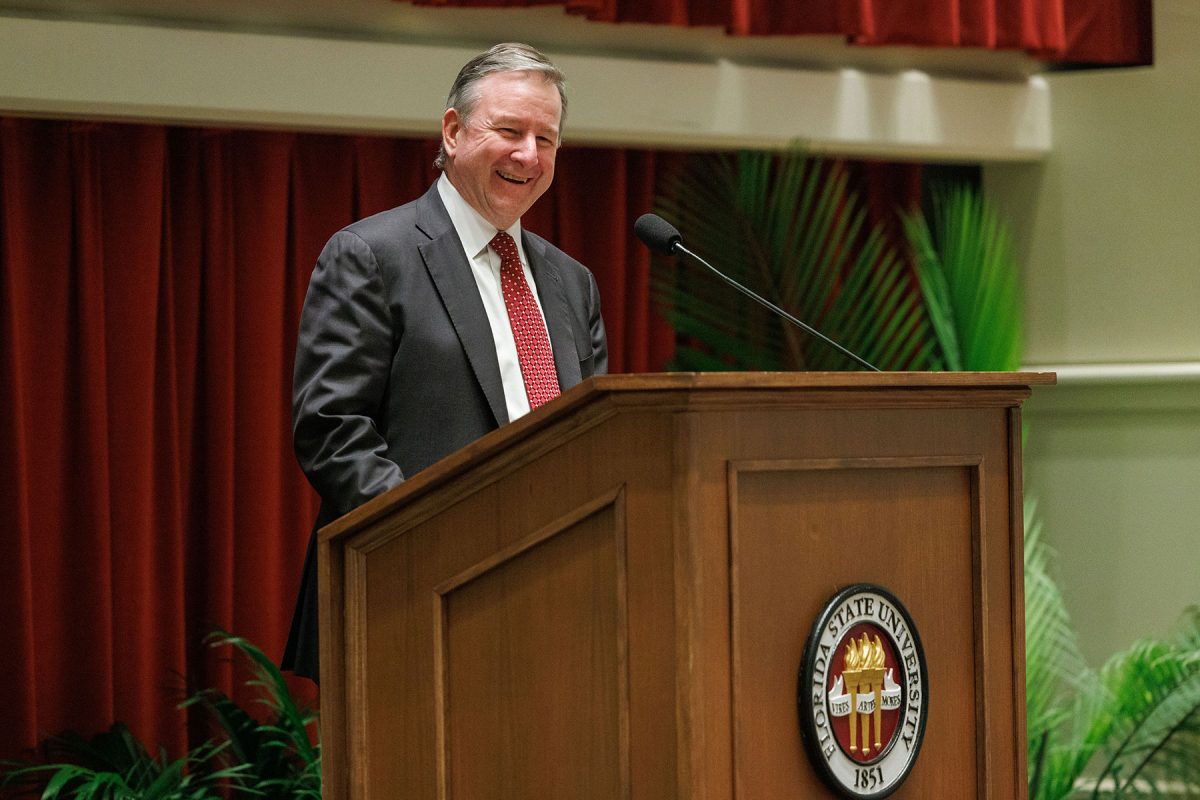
[988,0,1200,665]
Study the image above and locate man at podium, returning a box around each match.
[281,42,609,681]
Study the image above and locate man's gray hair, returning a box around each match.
[435,42,567,171]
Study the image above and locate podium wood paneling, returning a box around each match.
[317,373,1053,800]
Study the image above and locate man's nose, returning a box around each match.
[511,134,538,164]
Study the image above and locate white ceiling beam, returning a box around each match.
[0,15,1049,161]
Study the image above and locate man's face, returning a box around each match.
[442,71,561,231]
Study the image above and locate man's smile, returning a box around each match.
[497,170,531,184]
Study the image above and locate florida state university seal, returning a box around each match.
[797,584,928,798]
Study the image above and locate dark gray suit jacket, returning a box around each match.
[282,182,607,680]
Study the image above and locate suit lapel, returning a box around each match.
[524,233,582,390]
[416,186,509,426]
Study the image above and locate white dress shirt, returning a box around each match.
[436,173,553,422]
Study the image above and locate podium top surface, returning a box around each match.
[320,371,1054,541]
[570,370,1056,391]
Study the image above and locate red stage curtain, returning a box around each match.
[409,0,1151,65]
[0,117,672,762]
[0,116,916,766]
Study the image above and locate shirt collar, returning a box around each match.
[437,172,523,259]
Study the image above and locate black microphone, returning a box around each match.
[634,213,880,372]
[633,213,682,255]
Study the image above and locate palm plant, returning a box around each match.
[185,632,321,799]
[1,633,320,800]
[0,727,245,800]
[651,148,1022,375]
[903,182,1022,371]
[1025,506,1200,799]
[652,149,939,372]
[1086,612,1200,796]
[1025,502,1110,799]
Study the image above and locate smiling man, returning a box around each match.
[281,43,608,682]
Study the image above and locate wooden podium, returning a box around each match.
[317,372,1053,799]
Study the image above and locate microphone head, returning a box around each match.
[634,213,682,255]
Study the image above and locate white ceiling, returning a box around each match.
[1,0,1046,80]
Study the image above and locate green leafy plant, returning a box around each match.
[1,633,320,800]
[652,149,939,372]
[1025,506,1200,799]
[0,728,245,800]
[903,182,1022,371]
[650,148,1022,375]
[184,633,321,799]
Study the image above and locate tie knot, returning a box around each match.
[490,231,517,259]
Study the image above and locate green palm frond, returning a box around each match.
[1024,500,1108,800]
[189,631,321,798]
[1088,614,1200,797]
[202,632,319,762]
[652,148,936,372]
[2,633,320,799]
[1024,500,1200,799]
[1,729,246,799]
[903,183,1022,372]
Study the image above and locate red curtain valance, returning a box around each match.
[408,0,1151,66]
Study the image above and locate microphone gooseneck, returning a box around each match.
[636,213,880,373]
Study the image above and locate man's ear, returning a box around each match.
[441,108,461,158]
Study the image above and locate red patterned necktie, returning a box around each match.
[490,231,560,409]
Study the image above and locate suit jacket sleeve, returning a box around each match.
[293,229,404,517]
[587,270,609,377]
